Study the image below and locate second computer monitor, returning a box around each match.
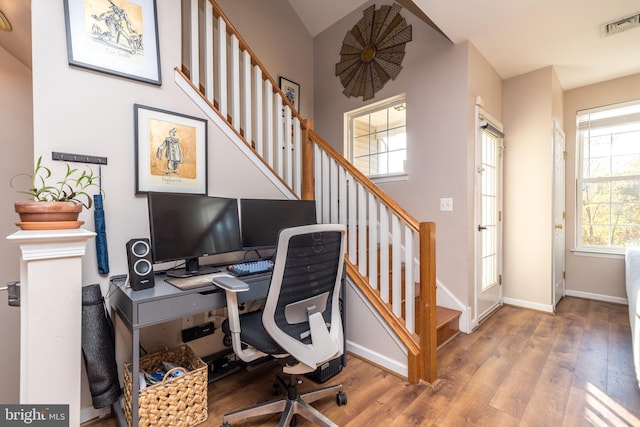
[240,198,317,250]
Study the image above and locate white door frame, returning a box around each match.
[474,106,504,324]
[552,121,566,311]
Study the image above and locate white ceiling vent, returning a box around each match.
[601,12,640,37]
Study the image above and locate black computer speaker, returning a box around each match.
[126,238,155,291]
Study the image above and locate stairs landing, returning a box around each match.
[436,306,461,348]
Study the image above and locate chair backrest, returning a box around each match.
[262,224,347,372]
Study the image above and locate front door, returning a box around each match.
[475,108,503,323]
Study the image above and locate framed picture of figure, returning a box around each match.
[134,104,207,194]
[279,76,300,113]
[64,0,162,85]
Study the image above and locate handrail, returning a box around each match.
[181,0,437,384]
[211,1,303,122]
[308,129,420,232]
[175,66,299,199]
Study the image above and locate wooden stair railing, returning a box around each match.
[179,0,438,385]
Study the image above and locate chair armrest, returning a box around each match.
[212,276,249,292]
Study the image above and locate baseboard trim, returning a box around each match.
[346,340,407,378]
[564,290,628,305]
[502,297,554,313]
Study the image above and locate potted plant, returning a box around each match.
[11,156,99,229]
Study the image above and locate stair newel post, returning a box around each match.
[419,221,438,384]
[301,119,315,200]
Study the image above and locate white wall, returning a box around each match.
[0,44,33,404]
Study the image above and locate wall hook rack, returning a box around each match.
[52,151,108,165]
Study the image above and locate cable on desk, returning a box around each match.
[105,274,129,300]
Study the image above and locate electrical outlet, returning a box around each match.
[182,316,194,329]
[440,197,453,211]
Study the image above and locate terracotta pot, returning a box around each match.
[14,201,83,226]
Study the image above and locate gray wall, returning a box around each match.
[312,0,503,323]
[216,0,314,120]
[563,73,640,301]
[502,67,559,310]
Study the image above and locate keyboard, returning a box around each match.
[227,259,274,276]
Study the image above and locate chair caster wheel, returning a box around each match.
[337,390,347,406]
[221,422,231,427]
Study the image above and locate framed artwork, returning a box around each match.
[279,76,300,112]
[134,104,208,194]
[63,0,162,85]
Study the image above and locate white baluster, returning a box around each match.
[230,35,240,129]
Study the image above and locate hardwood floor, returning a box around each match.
[86,297,640,426]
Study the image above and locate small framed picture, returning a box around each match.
[279,76,300,112]
[63,0,162,85]
[134,104,208,194]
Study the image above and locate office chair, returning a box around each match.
[213,224,348,427]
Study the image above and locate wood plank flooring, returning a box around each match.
[86,297,640,426]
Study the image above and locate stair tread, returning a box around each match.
[437,306,461,328]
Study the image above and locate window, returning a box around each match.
[577,100,640,252]
[346,95,407,179]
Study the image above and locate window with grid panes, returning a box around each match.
[576,100,640,252]
[346,95,407,179]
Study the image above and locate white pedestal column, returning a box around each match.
[7,228,96,427]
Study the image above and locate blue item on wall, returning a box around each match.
[94,192,109,274]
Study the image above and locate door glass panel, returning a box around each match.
[481,130,499,291]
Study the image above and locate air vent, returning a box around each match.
[601,12,640,37]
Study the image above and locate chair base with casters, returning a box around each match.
[214,224,349,427]
[221,371,347,427]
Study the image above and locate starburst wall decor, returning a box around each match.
[335,4,412,101]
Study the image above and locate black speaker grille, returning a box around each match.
[133,259,152,276]
[131,240,150,257]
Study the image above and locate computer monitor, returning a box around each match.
[147,192,242,276]
[240,198,317,251]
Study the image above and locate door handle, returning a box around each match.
[478,225,487,231]
[555,224,563,229]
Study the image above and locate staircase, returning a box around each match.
[436,306,461,347]
[178,0,458,384]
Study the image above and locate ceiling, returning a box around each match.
[1,1,639,90]
[289,0,640,90]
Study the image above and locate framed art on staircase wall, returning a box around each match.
[63,0,162,85]
[134,104,208,195]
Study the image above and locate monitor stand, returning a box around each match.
[165,258,221,278]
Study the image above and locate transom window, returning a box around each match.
[577,100,640,252]
[346,95,407,179]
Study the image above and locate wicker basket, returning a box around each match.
[123,345,208,427]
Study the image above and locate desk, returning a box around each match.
[110,271,271,427]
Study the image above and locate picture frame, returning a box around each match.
[279,76,300,112]
[63,0,162,85]
[134,104,208,195]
